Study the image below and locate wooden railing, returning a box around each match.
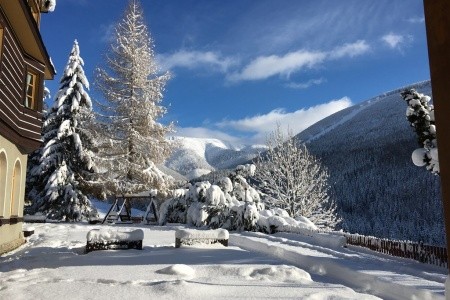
[345,233,447,268]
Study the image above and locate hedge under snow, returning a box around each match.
[159,164,318,234]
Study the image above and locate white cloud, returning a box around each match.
[157,50,237,73]
[216,97,353,144]
[228,51,326,81]
[157,41,370,83]
[285,78,326,89]
[174,127,243,145]
[229,40,370,82]
[381,33,413,50]
[99,23,115,43]
[329,40,370,59]
[173,98,352,145]
[407,17,425,24]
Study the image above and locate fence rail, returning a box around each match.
[345,233,447,268]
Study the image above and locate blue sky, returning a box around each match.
[40,0,429,145]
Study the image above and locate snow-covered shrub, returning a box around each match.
[206,185,227,206]
[257,208,318,234]
[187,181,211,203]
[159,165,265,231]
[158,164,318,235]
[160,182,213,225]
[401,89,439,175]
[205,205,231,229]
[186,202,208,227]
[217,177,233,193]
[243,203,260,231]
[204,182,235,229]
[159,190,189,225]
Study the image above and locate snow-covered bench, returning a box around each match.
[175,228,229,248]
[86,229,144,253]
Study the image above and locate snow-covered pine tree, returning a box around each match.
[401,89,439,175]
[25,87,50,210]
[95,0,174,196]
[254,126,339,229]
[27,40,97,221]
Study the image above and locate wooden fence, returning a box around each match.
[345,233,447,268]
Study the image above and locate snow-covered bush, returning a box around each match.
[401,89,439,175]
[187,202,208,227]
[159,191,189,224]
[158,164,318,234]
[257,208,318,234]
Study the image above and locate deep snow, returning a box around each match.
[1,198,446,300]
[0,222,446,300]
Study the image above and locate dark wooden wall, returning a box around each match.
[0,7,45,154]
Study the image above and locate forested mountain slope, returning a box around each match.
[296,81,443,245]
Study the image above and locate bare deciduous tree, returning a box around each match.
[254,126,339,229]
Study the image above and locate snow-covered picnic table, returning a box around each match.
[175,228,229,248]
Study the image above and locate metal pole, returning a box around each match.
[423,0,450,295]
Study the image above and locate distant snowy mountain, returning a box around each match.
[294,80,444,245]
[165,137,266,180]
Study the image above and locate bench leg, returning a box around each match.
[219,239,228,247]
[175,238,181,248]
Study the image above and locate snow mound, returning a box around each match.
[247,265,312,283]
[156,264,195,277]
[175,228,229,240]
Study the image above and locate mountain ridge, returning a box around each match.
[165,136,266,180]
[294,80,443,245]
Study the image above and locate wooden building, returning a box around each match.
[0,0,55,254]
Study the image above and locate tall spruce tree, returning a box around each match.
[27,40,97,221]
[95,0,174,196]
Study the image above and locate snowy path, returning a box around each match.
[1,223,384,300]
[231,231,446,300]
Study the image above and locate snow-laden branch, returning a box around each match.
[401,89,439,175]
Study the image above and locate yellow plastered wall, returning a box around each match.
[0,134,27,249]
[0,135,26,218]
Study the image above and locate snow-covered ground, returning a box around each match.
[1,199,446,300]
[0,222,446,300]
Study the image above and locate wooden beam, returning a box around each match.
[423,0,450,274]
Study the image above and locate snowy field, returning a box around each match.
[0,222,446,300]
